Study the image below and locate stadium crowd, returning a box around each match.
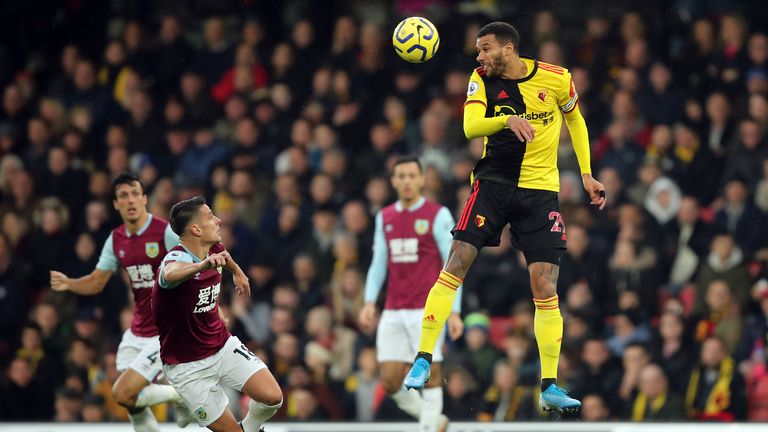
[1,0,768,424]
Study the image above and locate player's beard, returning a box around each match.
[488,54,507,77]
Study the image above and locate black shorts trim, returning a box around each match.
[522,248,565,266]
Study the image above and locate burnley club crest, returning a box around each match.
[414,219,430,235]
[145,242,159,258]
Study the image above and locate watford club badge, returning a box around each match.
[538,89,548,102]
[475,215,486,228]
[145,242,159,258]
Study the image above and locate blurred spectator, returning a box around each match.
[694,279,744,354]
[581,393,612,421]
[724,120,768,194]
[557,223,609,306]
[671,124,717,205]
[304,305,356,381]
[638,63,684,125]
[477,360,538,421]
[0,357,49,419]
[653,311,695,394]
[452,312,502,388]
[192,17,234,85]
[715,179,766,255]
[703,92,735,161]
[685,336,747,420]
[286,387,326,420]
[442,365,481,420]
[664,196,713,291]
[626,363,685,420]
[54,387,84,422]
[91,352,128,421]
[617,343,651,407]
[695,234,752,315]
[644,177,682,227]
[212,43,268,104]
[345,346,378,421]
[570,338,622,406]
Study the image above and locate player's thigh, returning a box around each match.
[115,329,142,373]
[404,309,445,363]
[218,336,276,403]
[127,336,162,382]
[507,189,566,265]
[163,356,225,427]
[451,179,506,252]
[375,310,413,363]
[204,406,241,432]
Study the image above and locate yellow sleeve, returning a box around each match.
[564,104,592,175]
[557,70,579,113]
[559,69,591,174]
[463,69,510,139]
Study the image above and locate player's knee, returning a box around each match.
[261,388,283,407]
[112,382,137,408]
[445,241,478,278]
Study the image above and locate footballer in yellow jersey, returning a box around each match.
[405,22,606,414]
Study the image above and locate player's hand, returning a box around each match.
[200,251,229,271]
[50,271,71,291]
[447,312,464,341]
[582,173,607,210]
[505,116,535,143]
[233,271,250,297]
[358,303,377,331]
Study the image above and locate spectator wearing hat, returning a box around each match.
[451,312,502,388]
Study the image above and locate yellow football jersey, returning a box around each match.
[465,57,578,192]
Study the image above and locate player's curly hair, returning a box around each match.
[477,22,520,48]
[170,195,207,235]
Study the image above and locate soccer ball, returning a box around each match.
[392,17,440,63]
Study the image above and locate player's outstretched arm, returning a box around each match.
[50,269,113,295]
[563,105,606,210]
[163,252,227,285]
[222,255,250,297]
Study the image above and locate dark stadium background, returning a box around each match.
[1,0,768,424]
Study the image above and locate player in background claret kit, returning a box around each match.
[50,173,192,431]
[404,22,607,414]
[154,196,282,432]
[359,156,464,432]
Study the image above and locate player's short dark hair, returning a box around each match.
[392,155,423,173]
[477,22,521,48]
[112,173,145,199]
[170,195,207,235]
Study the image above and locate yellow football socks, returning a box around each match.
[533,295,563,379]
[418,270,462,355]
